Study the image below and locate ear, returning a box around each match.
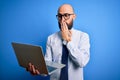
[73,14,76,20]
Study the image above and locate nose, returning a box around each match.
[61,16,65,22]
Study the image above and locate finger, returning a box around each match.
[69,30,72,37]
[36,70,40,74]
[61,22,65,31]
[63,22,66,30]
[64,23,68,31]
[64,22,68,31]
[69,30,72,34]
[31,65,36,74]
[28,63,32,71]
[28,62,31,66]
[26,63,31,71]
[62,22,67,31]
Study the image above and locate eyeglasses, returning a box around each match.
[56,13,74,21]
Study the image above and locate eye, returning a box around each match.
[58,14,62,18]
[64,14,69,17]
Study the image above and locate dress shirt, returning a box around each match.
[45,28,90,80]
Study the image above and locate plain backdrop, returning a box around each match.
[0,0,120,80]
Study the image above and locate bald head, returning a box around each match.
[58,4,74,14]
[57,4,76,30]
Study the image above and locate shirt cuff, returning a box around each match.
[62,40,67,45]
[66,41,76,52]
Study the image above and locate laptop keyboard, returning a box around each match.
[47,66,57,72]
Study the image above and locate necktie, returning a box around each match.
[60,44,68,80]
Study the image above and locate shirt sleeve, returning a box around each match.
[44,37,53,62]
[66,33,90,68]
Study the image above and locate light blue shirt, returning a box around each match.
[45,28,90,80]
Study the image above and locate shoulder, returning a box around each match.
[48,31,61,39]
[47,31,61,43]
[72,28,89,37]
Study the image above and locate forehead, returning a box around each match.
[58,5,74,14]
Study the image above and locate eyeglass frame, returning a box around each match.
[56,13,74,21]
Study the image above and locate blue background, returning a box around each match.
[0,0,120,80]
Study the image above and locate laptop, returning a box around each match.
[11,42,65,76]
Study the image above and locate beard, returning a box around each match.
[58,19,73,30]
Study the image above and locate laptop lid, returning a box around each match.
[11,42,65,75]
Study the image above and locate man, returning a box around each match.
[27,4,90,80]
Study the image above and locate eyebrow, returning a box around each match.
[57,13,74,15]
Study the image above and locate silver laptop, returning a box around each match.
[12,42,65,75]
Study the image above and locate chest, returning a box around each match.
[50,39,62,63]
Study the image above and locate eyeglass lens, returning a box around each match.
[56,13,73,20]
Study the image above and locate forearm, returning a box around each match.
[66,35,90,68]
